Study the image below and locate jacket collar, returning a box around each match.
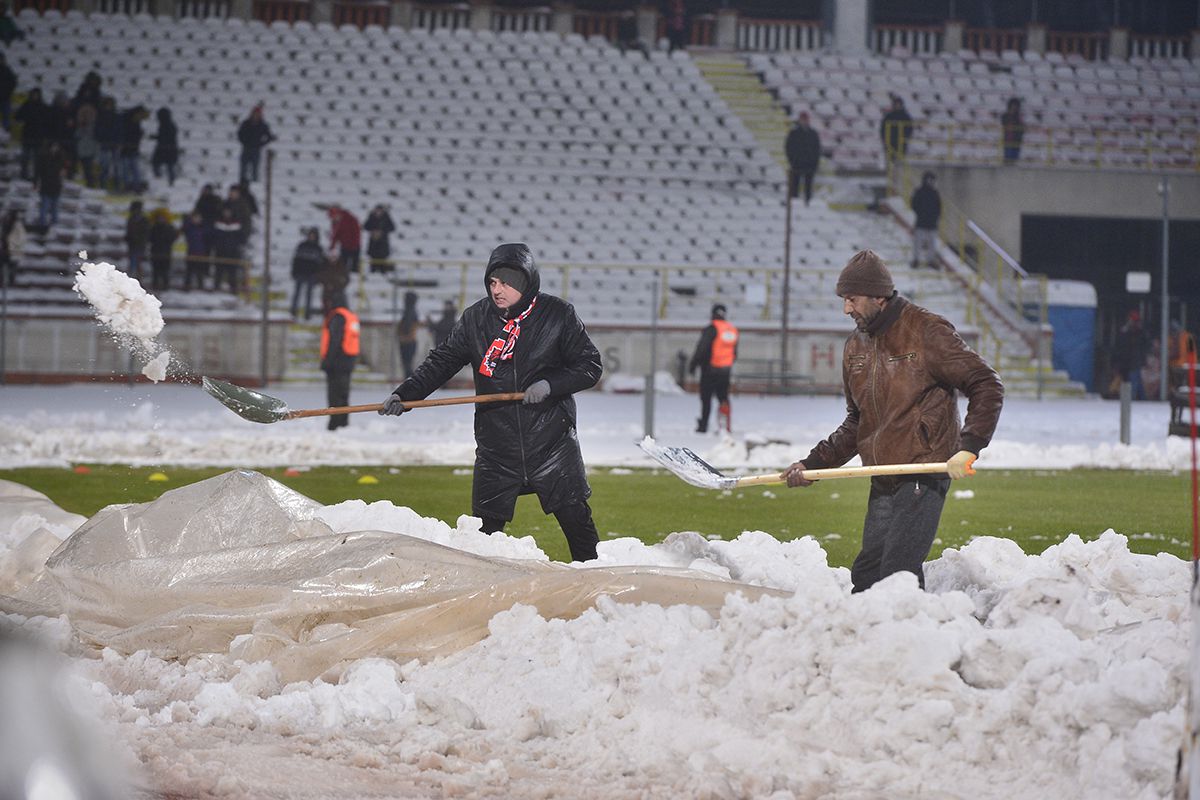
[864,293,906,338]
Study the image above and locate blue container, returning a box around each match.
[1046,280,1097,392]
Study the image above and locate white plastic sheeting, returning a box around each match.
[0,471,783,683]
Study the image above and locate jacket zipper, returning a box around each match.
[868,336,881,465]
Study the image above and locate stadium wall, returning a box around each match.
[931,165,1200,261]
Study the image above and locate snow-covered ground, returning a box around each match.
[0,380,1192,472]
[0,381,1195,799]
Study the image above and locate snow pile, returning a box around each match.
[72,261,174,383]
[0,474,1187,799]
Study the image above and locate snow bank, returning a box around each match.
[0,473,1186,799]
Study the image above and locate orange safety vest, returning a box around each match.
[710,319,738,368]
[1170,330,1197,368]
[321,307,361,358]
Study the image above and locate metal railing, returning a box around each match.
[252,0,308,23]
[890,159,1047,365]
[492,6,551,33]
[736,17,821,52]
[332,0,389,29]
[873,24,943,56]
[963,27,1028,55]
[1129,33,1190,60]
[882,119,1200,173]
[177,0,229,18]
[411,1,469,31]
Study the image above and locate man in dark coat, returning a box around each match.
[880,95,913,166]
[0,53,17,133]
[290,227,325,320]
[784,111,821,206]
[321,290,359,431]
[785,250,1004,593]
[237,105,275,183]
[380,243,604,562]
[909,171,941,269]
[14,88,46,181]
[688,302,738,433]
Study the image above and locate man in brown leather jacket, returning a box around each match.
[785,250,1004,593]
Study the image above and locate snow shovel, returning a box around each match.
[201,376,523,424]
[638,437,955,490]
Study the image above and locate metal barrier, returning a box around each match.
[1130,33,1190,60]
[963,27,1027,55]
[177,0,229,18]
[736,17,821,52]
[1046,30,1109,60]
[873,24,943,56]
[882,118,1200,173]
[411,1,469,31]
[252,0,308,23]
[333,0,389,29]
[572,9,621,42]
[492,6,551,33]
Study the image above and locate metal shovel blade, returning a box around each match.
[637,436,738,490]
[201,376,292,424]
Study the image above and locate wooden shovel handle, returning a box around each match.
[734,461,952,487]
[286,392,525,419]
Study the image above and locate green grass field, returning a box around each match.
[2,465,1191,565]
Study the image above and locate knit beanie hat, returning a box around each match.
[489,266,527,294]
[836,250,895,298]
[711,303,726,319]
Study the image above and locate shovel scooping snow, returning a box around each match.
[638,437,954,490]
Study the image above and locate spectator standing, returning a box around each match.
[34,142,66,229]
[192,183,222,229]
[1001,97,1024,164]
[181,211,210,291]
[321,290,360,431]
[909,171,941,270]
[44,92,72,158]
[124,200,149,280]
[328,204,361,277]
[236,105,275,183]
[688,302,738,433]
[14,88,46,182]
[1112,309,1148,400]
[785,111,821,206]
[0,53,16,132]
[237,180,259,217]
[211,206,244,294]
[663,0,687,52]
[225,184,253,245]
[0,2,23,45]
[396,290,420,378]
[378,243,604,562]
[150,107,179,186]
[428,298,457,348]
[70,71,102,113]
[1,208,24,286]
[74,100,99,188]
[94,96,121,191]
[880,95,913,166]
[784,250,1004,593]
[147,208,177,291]
[118,105,148,193]
[290,227,325,320]
[363,204,395,274]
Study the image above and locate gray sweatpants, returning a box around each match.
[851,477,950,593]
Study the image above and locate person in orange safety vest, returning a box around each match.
[688,303,738,433]
[320,289,360,431]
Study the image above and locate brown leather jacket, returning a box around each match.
[804,296,1004,485]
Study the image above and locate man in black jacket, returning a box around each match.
[909,171,941,269]
[784,112,821,206]
[380,243,604,562]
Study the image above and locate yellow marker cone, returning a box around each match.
[357,475,379,485]
[148,472,169,482]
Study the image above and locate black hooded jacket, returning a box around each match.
[393,244,602,518]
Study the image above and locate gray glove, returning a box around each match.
[379,394,409,416]
[523,380,551,404]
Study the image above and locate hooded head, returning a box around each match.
[836,250,895,299]
[327,290,348,310]
[485,243,540,317]
[711,303,726,320]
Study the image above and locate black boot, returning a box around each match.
[695,418,707,433]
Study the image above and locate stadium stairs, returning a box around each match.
[692,53,791,173]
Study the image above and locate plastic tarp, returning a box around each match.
[0,471,784,683]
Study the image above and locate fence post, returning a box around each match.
[636,4,657,47]
[311,0,332,24]
[260,148,273,387]
[469,0,491,31]
[943,19,963,52]
[389,0,412,28]
[714,7,737,49]
[1109,27,1129,60]
[551,2,573,36]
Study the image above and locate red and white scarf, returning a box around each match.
[479,296,537,377]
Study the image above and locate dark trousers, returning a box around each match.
[481,501,600,562]
[150,253,171,290]
[788,166,815,205]
[215,262,239,294]
[851,477,949,593]
[290,277,317,319]
[399,341,416,378]
[697,367,731,431]
[325,368,352,430]
[184,256,209,290]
